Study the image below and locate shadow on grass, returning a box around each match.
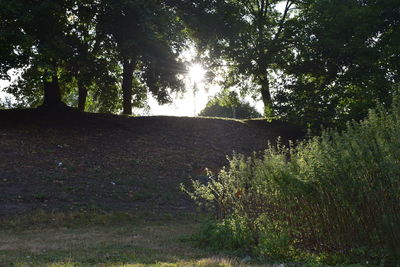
[0,211,263,267]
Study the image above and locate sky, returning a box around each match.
[145,63,259,116]
[147,83,221,117]
[0,62,259,116]
[0,71,264,116]
[0,57,264,117]
[0,66,264,116]
[0,80,13,101]
[147,1,287,116]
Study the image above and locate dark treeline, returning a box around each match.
[1,0,399,131]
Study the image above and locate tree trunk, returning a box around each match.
[41,75,66,109]
[122,58,135,115]
[78,80,87,112]
[260,77,274,118]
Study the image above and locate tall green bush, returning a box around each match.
[185,100,400,263]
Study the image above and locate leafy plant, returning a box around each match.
[185,98,400,264]
[199,90,261,119]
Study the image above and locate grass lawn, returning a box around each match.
[0,211,250,266]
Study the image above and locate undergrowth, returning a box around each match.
[183,99,400,265]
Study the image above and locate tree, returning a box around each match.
[62,0,121,112]
[0,0,119,111]
[0,0,71,108]
[97,0,187,115]
[199,90,261,119]
[274,0,400,131]
[178,0,298,117]
[0,0,188,114]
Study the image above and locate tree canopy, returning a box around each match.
[97,0,187,114]
[1,0,399,131]
[0,0,187,114]
[275,0,400,131]
[177,0,298,117]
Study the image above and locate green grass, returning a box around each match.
[0,211,282,267]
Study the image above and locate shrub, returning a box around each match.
[199,102,261,119]
[184,100,400,264]
[198,90,261,119]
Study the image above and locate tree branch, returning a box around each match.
[263,0,270,18]
[273,0,293,42]
[242,0,257,19]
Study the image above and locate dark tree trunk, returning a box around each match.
[260,77,274,118]
[41,75,67,109]
[78,80,87,112]
[256,45,273,117]
[122,58,135,115]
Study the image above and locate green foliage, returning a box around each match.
[178,0,296,114]
[275,0,400,132]
[185,99,400,264]
[191,217,254,254]
[97,0,187,114]
[0,0,187,112]
[0,0,121,110]
[180,0,400,130]
[199,90,261,119]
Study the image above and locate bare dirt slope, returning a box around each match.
[0,109,303,218]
